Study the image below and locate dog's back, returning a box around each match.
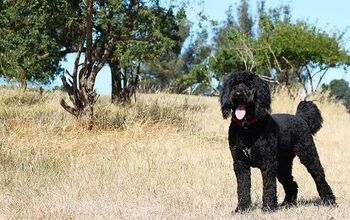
[272,101,323,154]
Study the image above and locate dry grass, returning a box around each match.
[0,87,349,219]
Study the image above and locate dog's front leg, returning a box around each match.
[261,161,278,211]
[233,159,251,212]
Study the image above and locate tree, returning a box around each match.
[0,0,186,103]
[257,19,350,94]
[210,1,350,95]
[212,0,254,51]
[101,1,188,103]
[209,29,255,82]
[141,9,191,91]
[328,79,350,99]
[172,28,212,94]
[0,0,83,87]
[174,63,210,94]
[325,79,350,111]
[141,11,213,95]
[237,0,254,37]
[60,0,188,128]
[209,0,256,82]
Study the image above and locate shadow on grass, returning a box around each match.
[230,198,338,215]
[279,197,338,210]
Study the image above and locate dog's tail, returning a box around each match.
[296,101,323,135]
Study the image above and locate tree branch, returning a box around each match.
[60,99,79,117]
[315,67,330,91]
[259,75,280,85]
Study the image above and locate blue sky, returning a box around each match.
[59,0,350,94]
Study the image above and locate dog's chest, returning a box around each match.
[229,124,275,168]
[241,145,261,167]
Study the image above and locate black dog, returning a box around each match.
[220,71,336,212]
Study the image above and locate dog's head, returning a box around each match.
[220,71,271,120]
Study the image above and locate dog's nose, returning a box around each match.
[234,91,242,97]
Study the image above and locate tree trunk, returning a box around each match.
[110,59,122,103]
[79,103,94,130]
[123,66,128,89]
[60,0,108,130]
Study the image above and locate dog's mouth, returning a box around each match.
[235,104,246,120]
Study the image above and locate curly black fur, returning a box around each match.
[220,71,336,212]
[296,101,323,135]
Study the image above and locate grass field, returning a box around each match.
[0,87,349,219]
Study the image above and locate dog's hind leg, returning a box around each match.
[277,157,298,206]
[294,137,336,205]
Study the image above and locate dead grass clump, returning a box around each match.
[0,141,65,191]
[134,99,185,125]
[93,97,207,130]
[94,104,128,130]
[1,90,46,106]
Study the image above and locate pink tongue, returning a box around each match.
[235,105,246,120]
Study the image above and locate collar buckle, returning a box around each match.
[242,120,249,129]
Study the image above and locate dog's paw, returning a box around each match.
[280,200,297,208]
[233,205,251,214]
[262,204,278,212]
[322,196,337,207]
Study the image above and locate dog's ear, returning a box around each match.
[221,104,232,119]
[254,77,271,118]
[219,78,233,119]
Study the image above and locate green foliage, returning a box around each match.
[0,0,187,93]
[325,79,350,111]
[171,29,212,94]
[329,79,350,99]
[92,0,188,66]
[143,23,212,94]
[94,1,190,101]
[174,64,210,94]
[210,0,258,81]
[101,1,185,65]
[209,29,254,80]
[142,59,186,89]
[255,17,350,92]
[210,0,350,94]
[0,0,82,85]
[260,21,349,70]
[237,0,253,36]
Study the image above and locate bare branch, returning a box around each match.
[60,99,79,117]
[315,67,330,91]
[267,44,282,73]
[259,75,280,85]
[89,37,114,83]
[305,65,314,93]
[73,43,83,94]
[61,75,73,94]
[37,53,50,60]
[311,65,329,78]
[295,66,309,95]
[65,69,73,79]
